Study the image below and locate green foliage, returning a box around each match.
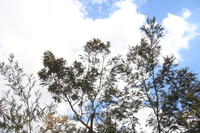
[38,38,144,133]
[123,17,200,133]
[0,54,56,133]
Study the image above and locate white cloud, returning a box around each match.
[0,0,146,69]
[92,0,106,4]
[135,107,152,133]
[181,8,191,19]
[90,0,146,55]
[161,9,198,61]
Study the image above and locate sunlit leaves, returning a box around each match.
[42,114,77,132]
[84,38,111,56]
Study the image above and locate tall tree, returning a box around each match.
[124,17,200,132]
[0,54,56,133]
[38,39,117,133]
[38,38,144,133]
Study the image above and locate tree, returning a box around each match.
[38,38,143,133]
[123,17,200,132]
[95,82,144,133]
[0,54,56,133]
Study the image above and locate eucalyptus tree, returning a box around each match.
[123,17,200,132]
[38,38,144,133]
[0,54,56,133]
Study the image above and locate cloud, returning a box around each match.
[0,0,146,70]
[92,0,106,4]
[161,9,198,61]
[181,8,191,19]
[90,0,146,55]
[135,107,152,132]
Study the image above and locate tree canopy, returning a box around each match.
[38,37,144,132]
[123,17,200,133]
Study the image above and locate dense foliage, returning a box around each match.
[38,38,144,133]
[0,17,199,133]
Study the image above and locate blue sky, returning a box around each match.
[0,0,199,132]
[137,0,200,76]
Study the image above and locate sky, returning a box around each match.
[0,0,199,132]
